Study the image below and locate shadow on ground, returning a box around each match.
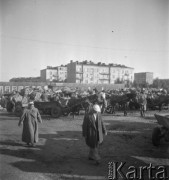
[0,120,169,179]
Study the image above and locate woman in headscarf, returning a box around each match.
[18,101,42,147]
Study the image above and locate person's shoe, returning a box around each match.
[88,157,94,161]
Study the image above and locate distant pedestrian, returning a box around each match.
[18,101,42,147]
[138,91,147,117]
[98,90,107,114]
[41,90,49,102]
[82,104,107,165]
[101,90,107,113]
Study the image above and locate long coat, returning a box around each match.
[138,94,147,110]
[19,107,42,144]
[82,112,107,148]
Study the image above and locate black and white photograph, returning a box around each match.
[0,0,169,179]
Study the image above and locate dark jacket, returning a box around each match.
[82,112,107,148]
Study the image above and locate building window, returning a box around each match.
[76,66,82,72]
[0,86,3,94]
[5,86,10,93]
[12,86,17,91]
[90,77,94,81]
[76,79,80,83]
[18,86,24,92]
[125,70,129,75]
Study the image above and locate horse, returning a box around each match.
[147,94,169,111]
[66,94,98,118]
[106,93,137,116]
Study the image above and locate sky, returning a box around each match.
[0,0,168,81]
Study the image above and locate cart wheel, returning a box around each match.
[152,127,161,146]
[51,107,61,118]
[164,130,169,142]
[6,101,14,112]
[62,107,70,116]
[15,105,23,117]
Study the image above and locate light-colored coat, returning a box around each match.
[19,107,42,144]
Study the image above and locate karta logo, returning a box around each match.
[108,162,168,180]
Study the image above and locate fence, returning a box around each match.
[0,82,125,94]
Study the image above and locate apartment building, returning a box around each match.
[134,72,153,85]
[110,66,134,84]
[40,65,67,82]
[67,61,134,84]
[57,66,67,82]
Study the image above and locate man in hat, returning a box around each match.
[18,101,42,147]
[82,104,107,165]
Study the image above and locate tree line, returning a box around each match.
[133,78,169,92]
[9,77,41,82]
[9,77,169,92]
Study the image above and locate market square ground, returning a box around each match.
[0,110,168,180]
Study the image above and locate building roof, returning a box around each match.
[69,60,134,69]
[134,72,153,74]
[46,65,67,70]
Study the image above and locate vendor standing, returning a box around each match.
[82,104,107,165]
[18,101,42,147]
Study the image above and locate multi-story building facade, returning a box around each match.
[67,60,134,84]
[41,66,58,82]
[134,72,153,85]
[40,65,67,82]
[57,66,67,82]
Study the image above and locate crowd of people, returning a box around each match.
[0,86,168,165]
[0,86,168,115]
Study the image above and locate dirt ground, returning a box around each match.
[0,109,169,180]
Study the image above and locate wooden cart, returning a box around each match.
[152,114,169,146]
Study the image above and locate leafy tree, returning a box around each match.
[151,78,169,92]
[9,77,41,82]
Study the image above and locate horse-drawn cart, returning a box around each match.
[34,94,98,118]
[34,101,67,118]
[12,100,70,118]
[152,114,169,146]
[11,93,98,118]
